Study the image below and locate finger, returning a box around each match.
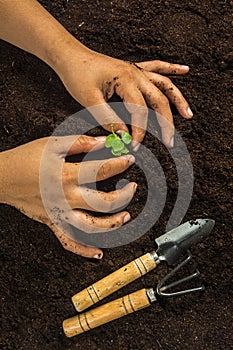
[48,222,103,259]
[46,135,107,157]
[66,135,107,156]
[139,80,175,148]
[72,182,137,213]
[115,81,148,150]
[157,112,175,148]
[62,209,131,233]
[136,60,190,75]
[87,92,129,133]
[63,154,135,185]
[143,71,193,119]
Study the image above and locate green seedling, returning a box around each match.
[105,125,132,156]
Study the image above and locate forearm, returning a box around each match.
[0,145,39,206]
[0,0,90,70]
[0,150,13,204]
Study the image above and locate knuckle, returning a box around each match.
[121,158,130,170]
[78,135,90,145]
[161,76,172,85]
[158,95,170,107]
[64,190,73,203]
[100,193,118,212]
[155,78,173,94]
[125,71,134,82]
[110,218,122,228]
[62,170,72,185]
[123,65,137,80]
[150,95,169,110]
[98,161,112,180]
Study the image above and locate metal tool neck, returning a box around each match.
[150,251,160,264]
[146,288,157,303]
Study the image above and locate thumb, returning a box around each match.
[49,135,107,157]
[66,135,107,156]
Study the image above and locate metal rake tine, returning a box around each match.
[160,270,201,292]
[159,281,205,297]
[156,252,205,297]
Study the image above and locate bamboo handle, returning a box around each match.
[72,251,157,312]
[63,288,153,337]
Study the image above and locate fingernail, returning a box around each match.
[93,253,103,259]
[170,136,174,148]
[131,140,140,152]
[123,213,131,223]
[94,136,106,141]
[181,65,189,69]
[133,183,137,192]
[122,154,135,165]
[116,130,126,135]
[187,107,193,117]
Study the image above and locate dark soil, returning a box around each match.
[0,1,232,349]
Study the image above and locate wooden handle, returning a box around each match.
[63,288,152,337]
[72,252,157,312]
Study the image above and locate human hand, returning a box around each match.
[0,135,136,258]
[0,0,191,150]
[56,48,193,150]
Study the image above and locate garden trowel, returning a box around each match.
[63,218,215,337]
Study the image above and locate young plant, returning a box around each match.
[105,124,132,156]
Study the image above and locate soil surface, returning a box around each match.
[0,1,232,349]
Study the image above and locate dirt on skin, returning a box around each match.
[0,1,232,349]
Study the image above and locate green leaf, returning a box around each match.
[111,139,125,152]
[111,149,122,156]
[120,146,129,154]
[104,128,131,156]
[105,134,118,148]
[121,132,132,145]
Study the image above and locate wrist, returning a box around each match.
[47,33,96,78]
[48,35,91,72]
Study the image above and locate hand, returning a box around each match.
[57,49,193,149]
[0,135,136,258]
[0,0,192,149]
